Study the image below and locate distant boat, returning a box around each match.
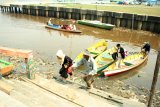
[0,59,14,76]
[45,24,82,33]
[77,20,115,30]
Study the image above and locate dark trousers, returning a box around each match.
[59,67,72,79]
[83,75,95,88]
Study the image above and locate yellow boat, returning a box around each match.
[103,52,148,76]
[74,40,108,63]
[95,47,117,72]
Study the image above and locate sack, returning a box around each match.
[67,66,73,74]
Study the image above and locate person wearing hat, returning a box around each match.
[71,50,97,89]
[141,42,151,55]
[56,50,73,80]
[48,18,53,26]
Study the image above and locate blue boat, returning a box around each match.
[45,24,82,33]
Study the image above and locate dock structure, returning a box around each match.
[0,47,35,79]
[0,3,160,33]
[0,75,146,107]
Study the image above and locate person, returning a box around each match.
[115,44,127,68]
[73,25,77,31]
[61,25,68,29]
[69,24,73,30]
[71,50,97,89]
[56,50,73,81]
[48,18,53,26]
[116,44,126,59]
[141,42,151,55]
[110,44,127,61]
[66,24,72,30]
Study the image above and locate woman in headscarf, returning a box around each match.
[56,50,73,80]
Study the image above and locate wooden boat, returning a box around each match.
[74,40,108,63]
[0,59,14,76]
[0,47,33,58]
[45,25,82,33]
[77,20,115,30]
[103,52,148,76]
[95,47,117,72]
[74,45,118,73]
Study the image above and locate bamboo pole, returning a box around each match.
[147,48,160,107]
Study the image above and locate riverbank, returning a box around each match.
[29,3,160,16]
[1,3,160,33]
[1,52,160,107]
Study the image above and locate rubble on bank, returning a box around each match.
[0,53,159,107]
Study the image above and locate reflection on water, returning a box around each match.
[0,12,160,89]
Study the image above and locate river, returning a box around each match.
[0,12,160,90]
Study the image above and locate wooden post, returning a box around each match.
[46,10,48,17]
[131,14,134,31]
[0,47,33,79]
[24,58,29,78]
[0,73,2,79]
[28,8,30,15]
[116,18,121,27]
[36,9,38,16]
[68,12,71,19]
[147,48,160,107]
[138,21,142,30]
[82,14,85,20]
[25,57,35,79]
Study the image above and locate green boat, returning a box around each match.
[77,20,115,30]
[0,59,14,76]
[95,47,117,73]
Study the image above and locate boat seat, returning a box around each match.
[90,51,99,55]
[124,56,131,61]
[124,62,133,66]
[102,53,112,59]
[97,60,109,65]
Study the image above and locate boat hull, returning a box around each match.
[0,59,14,76]
[103,52,148,76]
[45,25,82,33]
[95,47,117,72]
[77,20,115,30]
[74,40,108,63]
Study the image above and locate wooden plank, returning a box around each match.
[0,80,13,95]
[0,90,28,107]
[148,48,160,107]
[0,47,33,58]
[20,77,84,107]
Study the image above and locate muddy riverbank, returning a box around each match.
[1,52,160,107]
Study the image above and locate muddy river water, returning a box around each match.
[0,12,160,90]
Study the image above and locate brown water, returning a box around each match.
[0,12,160,90]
